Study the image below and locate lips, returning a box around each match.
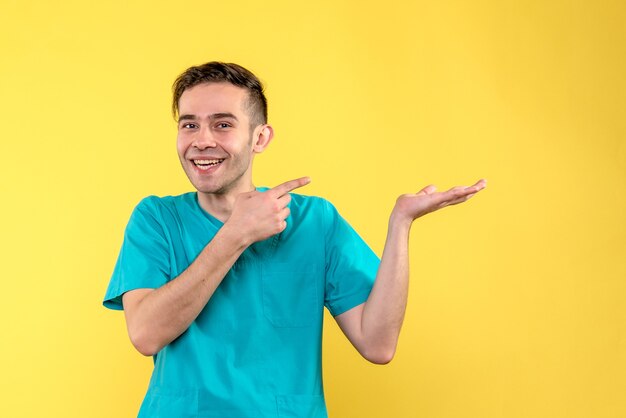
[191,158,225,171]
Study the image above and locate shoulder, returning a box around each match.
[288,192,326,206]
[287,194,348,236]
[288,193,335,216]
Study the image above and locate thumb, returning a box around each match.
[416,185,437,196]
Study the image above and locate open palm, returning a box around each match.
[394,179,487,221]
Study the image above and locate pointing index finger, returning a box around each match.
[270,176,311,197]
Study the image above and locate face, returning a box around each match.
[176,82,270,196]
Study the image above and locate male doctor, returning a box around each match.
[104,61,486,417]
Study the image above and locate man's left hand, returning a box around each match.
[392,179,487,225]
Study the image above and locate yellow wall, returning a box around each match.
[1,1,624,417]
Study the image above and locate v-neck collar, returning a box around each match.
[192,189,282,260]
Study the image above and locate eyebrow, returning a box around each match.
[178,113,239,123]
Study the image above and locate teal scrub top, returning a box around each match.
[104,191,379,418]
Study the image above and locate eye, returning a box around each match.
[216,122,232,129]
[180,122,198,129]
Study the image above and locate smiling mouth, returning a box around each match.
[193,159,225,171]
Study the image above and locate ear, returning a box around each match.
[252,124,274,153]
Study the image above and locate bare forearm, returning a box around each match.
[124,224,249,355]
[360,214,412,361]
[336,180,485,364]
[360,179,486,357]
[123,178,311,356]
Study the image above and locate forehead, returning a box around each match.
[178,82,249,117]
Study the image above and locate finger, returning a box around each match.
[279,206,291,220]
[464,179,487,193]
[429,187,464,206]
[447,185,478,200]
[270,176,311,197]
[440,193,476,207]
[431,179,486,208]
[416,184,437,196]
[277,193,291,208]
[429,187,472,208]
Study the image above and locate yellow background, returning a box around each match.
[1,0,624,417]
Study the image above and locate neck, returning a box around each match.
[196,181,255,222]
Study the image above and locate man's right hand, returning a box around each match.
[226,177,311,245]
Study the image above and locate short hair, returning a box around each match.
[172,62,268,127]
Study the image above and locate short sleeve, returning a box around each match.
[323,200,380,316]
[103,197,171,310]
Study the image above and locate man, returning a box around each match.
[104,61,486,417]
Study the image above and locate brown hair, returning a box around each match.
[172,62,268,127]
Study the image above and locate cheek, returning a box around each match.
[176,136,187,156]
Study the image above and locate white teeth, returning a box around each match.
[193,159,224,168]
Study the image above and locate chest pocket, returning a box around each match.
[261,262,322,327]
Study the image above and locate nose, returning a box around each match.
[192,126,217,150]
